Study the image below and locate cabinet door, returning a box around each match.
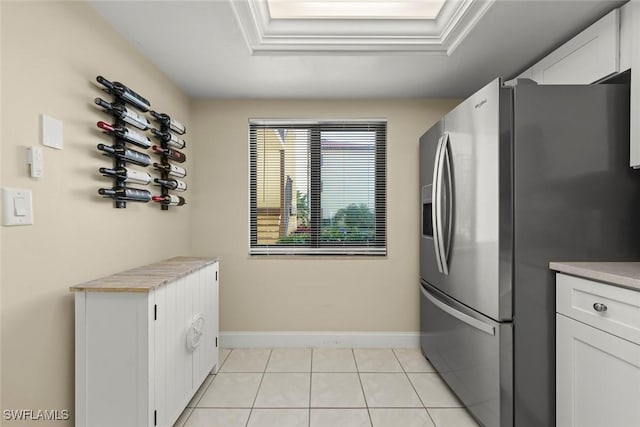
[154,275,196,427]
[531,9,619,84]
[630,1,640,168]
[76,292,152,427]
[556,314,640,427]
[193,263,218,385]
[619,2,632,71]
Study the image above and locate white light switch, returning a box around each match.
[41,114,63,150]
[27,146,43,178]
[14,196,27,216]
[2,188,33,226]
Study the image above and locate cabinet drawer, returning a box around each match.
[556,273,640,344]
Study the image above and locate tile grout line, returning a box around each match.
[309,348,313,427]
[175,406,195,427]
[244,348,272,427]
[180,349,233,423]
[393,348,440,427]
[353,348,374,427]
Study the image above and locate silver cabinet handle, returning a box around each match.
[593,302,608,312]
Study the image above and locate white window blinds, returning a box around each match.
[249,120,387,255]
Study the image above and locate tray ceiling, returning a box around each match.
[89,0,624,99]
[232,0,493,54]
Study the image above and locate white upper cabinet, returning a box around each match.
[620,2,633,71]
[531,9,619,84]
[628,1,640,168]
[511,4,640,168]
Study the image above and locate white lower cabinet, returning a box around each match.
[72,257,219,427]
[556,273,640,427]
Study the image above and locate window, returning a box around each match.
[249,120,387,255]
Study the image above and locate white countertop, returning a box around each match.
[550,262,640,291]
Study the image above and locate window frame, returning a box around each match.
[249,119,387,256]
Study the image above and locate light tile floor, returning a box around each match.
[174,348,479,427]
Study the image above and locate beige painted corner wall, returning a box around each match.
[1,2,192,423]
[190,99,458,333]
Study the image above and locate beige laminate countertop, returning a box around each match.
[550,262,640,292]
[70,256,219,293]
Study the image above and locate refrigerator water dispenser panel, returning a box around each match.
[422,184,433,238]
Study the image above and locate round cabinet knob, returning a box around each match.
[593,302,608,312]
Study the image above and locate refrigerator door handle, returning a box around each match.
[437,134,452,275]
[432,134,445,273]
[434,133,450,275]
[420,285,496,336]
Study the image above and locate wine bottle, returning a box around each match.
[150,110,186,135]
[99,167,152,185]
[95,98,151,131]
[153,162,187,178]
[153,177,187,192]
[152,145,186,163]
[97,144,151,167]
[96,75,150,112]
[97,121,152,149]
[152,194,186,206]
[150,128,186,150]
[98,187,152,202]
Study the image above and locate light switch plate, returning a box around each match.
[41,114,63,149]
[2,187,33,226]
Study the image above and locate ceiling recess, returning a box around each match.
[230,0,495,55]
[267,0,447,20]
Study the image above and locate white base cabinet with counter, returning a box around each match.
[72,257,219,427]
[555,272,640,427]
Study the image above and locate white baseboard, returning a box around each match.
[219,331,420,349]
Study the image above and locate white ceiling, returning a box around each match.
[89,0,625,99]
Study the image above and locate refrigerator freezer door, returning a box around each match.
[438,78,513,321]
[420,280,513,427]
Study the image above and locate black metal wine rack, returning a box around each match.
[94,75,187,210]
[149,114,187,211]
[157,121,172,211]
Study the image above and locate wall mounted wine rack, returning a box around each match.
[94,75,188,210]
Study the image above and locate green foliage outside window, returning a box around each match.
[277,202,374,245]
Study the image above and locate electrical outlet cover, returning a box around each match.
[41,114,63,149]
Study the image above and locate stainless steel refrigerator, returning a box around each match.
[419,78,640,427]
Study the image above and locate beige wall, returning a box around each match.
[190,99,458,333]
[1,2,192,424]
[0,0,3,414]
